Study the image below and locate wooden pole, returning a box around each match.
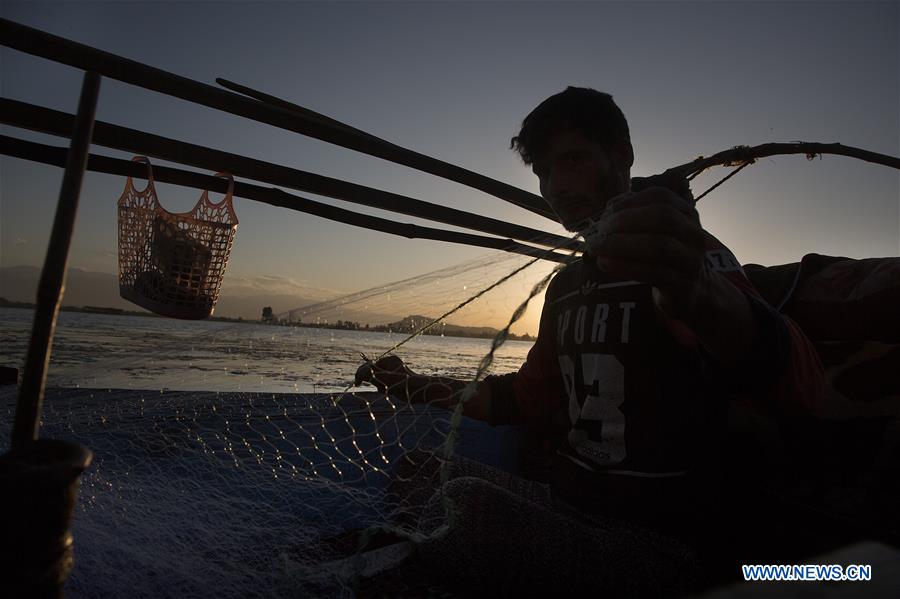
[0,18,556,220]
[0,135,575,265]
[666,142,900,180]
[11,72,101,454]
[216,77,383,144]
[0,98,579,252]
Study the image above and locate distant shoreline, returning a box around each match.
[0,299,534,342]
[0,297,246,322]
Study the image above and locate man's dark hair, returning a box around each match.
[510,86,634,168]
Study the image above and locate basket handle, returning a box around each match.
[200,172,238,225]
[128,156,157,195]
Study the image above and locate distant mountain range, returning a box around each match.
[382,314,505,338]
[0,265,400,324]
[1,266,137,311]
[0,265,335,321]
[0,267,532,340]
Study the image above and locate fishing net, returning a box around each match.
[0,246,569,598]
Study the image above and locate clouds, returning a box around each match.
[220,272,342,302]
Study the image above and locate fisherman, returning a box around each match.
[356,87,826,594]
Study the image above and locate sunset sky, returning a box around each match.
[1,1,897,334]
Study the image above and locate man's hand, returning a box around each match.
[354,355,417,395]
[591,186,761,368]
[590,186,711,320]
[354,355,494,420]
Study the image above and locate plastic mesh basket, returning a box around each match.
[117,157,238,320]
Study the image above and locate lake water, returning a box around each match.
[0,307,533,392]
[0,306,531,597]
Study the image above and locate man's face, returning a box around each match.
[531,129,630,231]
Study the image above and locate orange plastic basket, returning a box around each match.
[117,157,238,319]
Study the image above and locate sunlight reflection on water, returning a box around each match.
[0,307,532,393]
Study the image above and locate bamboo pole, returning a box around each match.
[11,72,101,454]
[216,77,382,144]
[0,98,579,252]
[0,135,575,265]
[0,18,556,220]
